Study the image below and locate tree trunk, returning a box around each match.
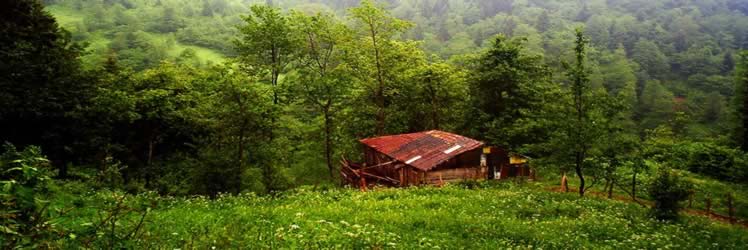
[575,152,585,197]
[237,124,246,193]
[428,80,440,130]
[146,138,154,187]
[58,160,68,179]
[323,107,334,178]
[631,171,637,201]
[237,91,248,193]
[369,21,386,135]
[272,68,279,105]
[271,45,280,105]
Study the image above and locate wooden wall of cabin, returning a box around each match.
[423,166,487,184]
[399,167,425,186]
[421,148,487,185]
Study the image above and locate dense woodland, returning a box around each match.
[2,0,748,247]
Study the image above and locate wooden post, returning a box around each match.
[359,177,367,192]
[399,168,405,187]
[727,192,736,224]
[529,168,536,181]
[561,173,569,192]
[706,196,712,214]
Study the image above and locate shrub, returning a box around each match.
[685,143,747,182]
[647,168,693,220]
[93,157,125,190]
[646,139,748,183]
[0,143,58,248]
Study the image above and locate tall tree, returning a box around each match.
[405,62,467,131]
[291,11,353,177]
[600,45,638,100]
[86,62,209,186]
[349,0,412,135]
[235,4,298,105]
[0,0,89,177]
[638,80,675,130]
[206,66,276,194]
[631,39,669,79]
[468,35,552,150]
[564,28,597,197]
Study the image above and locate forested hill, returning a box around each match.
[5,1,748,246]
[46,0,748,137]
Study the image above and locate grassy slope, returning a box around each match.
[159,37,226,64]
[542,169,748,221]
[45,5,226,66]
[55,182,747,249]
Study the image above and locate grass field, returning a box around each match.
[163,39,227,64]
[44,5,82,28]
[51,181,747,249]
[539,168,748,221]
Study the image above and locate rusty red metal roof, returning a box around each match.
[359,130,484,171]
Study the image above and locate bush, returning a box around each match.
[647,168,693,220]
[684,143,747,182]
[0,143,58,248]
[645,139,748,183]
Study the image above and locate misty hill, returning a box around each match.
[47,0,748,137]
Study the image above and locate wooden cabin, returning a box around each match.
[340,130,531,188]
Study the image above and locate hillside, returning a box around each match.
[51,182,747,248]
[4,0,748,247]
[44,0,748,139]
[45,4,227,69]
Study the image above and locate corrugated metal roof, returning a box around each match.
[360,130,484,171]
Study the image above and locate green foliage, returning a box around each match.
[545,28,601,196]
[0,143,56,248]
[396,61,467,132]
[735,50,748,150]
[8,2,748,246]
[646,138,748,183]
[198,65,281,194]
[467,35,552,150]
[235,4,298,104]
[631,39,669,79]
[348,0,415,135]
[108,31,169,71]
[46,184,748,248]
[0,0,89,178]
[638,80,676,130]
[93,157,126,190]
[648,168,693,220]
[288,10,354,177]
[65,191,157,249]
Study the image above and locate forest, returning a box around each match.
[2,0,748,248]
